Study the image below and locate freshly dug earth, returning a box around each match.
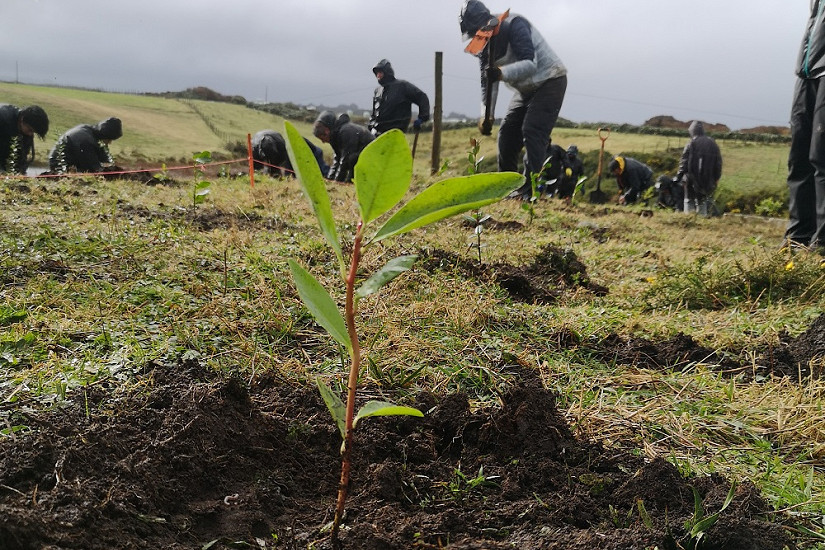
[0,361,792,549]
[420,244,608,304]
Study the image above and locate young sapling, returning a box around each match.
[191,151,212,209]
[283,121,522,545]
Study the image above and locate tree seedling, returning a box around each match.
[283,121,522,545]
[191,151,212,209]
[522,156,552,224]
[463,139,490,265]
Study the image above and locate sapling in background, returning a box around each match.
[284,121,522,545]
[191,151,212,210]
[463,138,491,265]
[522,156,552,224]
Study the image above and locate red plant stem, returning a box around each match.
[332,221,364,542]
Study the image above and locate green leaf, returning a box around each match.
[355,254,418,299]
[287,259,351,353]
[193,151,212,164]
[283,121,344,273]
[370,172,524,243]
[317,379,347,439]
[353,400,423,429]
[354,129,412,224]
[194,181,211,196]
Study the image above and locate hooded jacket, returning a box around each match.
[615,156,653,204]
[676,121,722,195]
[369,59,430,135]
[49,118,122,173]
[797,0,825,79]
[251,129,328,178]
[327,114,374,182]
[0,104,35,174]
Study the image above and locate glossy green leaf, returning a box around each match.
[317,379,347,439]
[353,400,423,429]
[355,254,418,299]
[354,129,412,224]
[370,172,524,243]
[288,259,351,353]
[284,121,344,272]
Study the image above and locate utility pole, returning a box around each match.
[15,61,19,84]
[430,52,442,175]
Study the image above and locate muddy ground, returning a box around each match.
[0,208,814,549]
[0,360,794,550]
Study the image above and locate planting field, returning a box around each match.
[0,84,822,549]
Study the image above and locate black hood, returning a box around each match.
[372,59,396,85]
[94,117,122,140]
[459,0,498,41]
[333,113,351,130]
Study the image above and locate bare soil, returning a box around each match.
[0,361,793,549]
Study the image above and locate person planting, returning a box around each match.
[0,104,49,175]
[48,117,123,174]
[312,110,374,183]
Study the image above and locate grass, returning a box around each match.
[1,83,822,547]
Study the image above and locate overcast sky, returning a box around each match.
[1,0,809,130]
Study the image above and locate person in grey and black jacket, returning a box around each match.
[369,59,430,136]
[785,0,825,253]
[49,117,122,173]
[312,111,374,183]
[459,0,567,198]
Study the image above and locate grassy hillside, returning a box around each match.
[0,82,315,166]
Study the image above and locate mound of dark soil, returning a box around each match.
[592,332,741,373]
[754,314,825,380]
[588,315,825,382]
[420,245,608,304]
[0,361,791,549]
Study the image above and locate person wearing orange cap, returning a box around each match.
[459,0,567,199]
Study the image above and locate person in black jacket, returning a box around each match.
[251,129,329,178]
[566,145,584,181]
[608,155,653,205]
[785,0,825,252]
[49,117,122,173]
[368,59,430,136]
[674,121,722,215]
[0,104,49,175]
[312,111,374,183]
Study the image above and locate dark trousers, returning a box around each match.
[498,75,567,187]
[786,76,825,249]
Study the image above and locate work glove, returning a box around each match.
[486,66,502,83]
[478,117,493,136]
[413,117,423,131]
[565,168,573,177]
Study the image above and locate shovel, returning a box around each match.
[411,127,420,159]
[589,127,610,204]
